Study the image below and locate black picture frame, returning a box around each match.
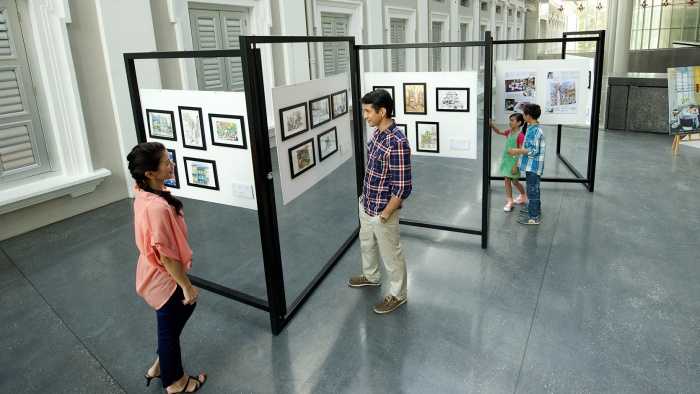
[416,121,440,153]
[183,157,220,190]
[288,138,316,179]
[331,89,348,119]
[208,113,248,149]
[373,86,395,116]
[395,123,408,136]
[165,148,180,189]
[178,106,206,150]
[317,127,339,161]
[435,87,470,112]
[309,95,332,128]
[146,109,177,141]
[403,82,427,115]
[279,102,309,141]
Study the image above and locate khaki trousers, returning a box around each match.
[358,202,407,299]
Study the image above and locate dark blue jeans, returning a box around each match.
[526,171,541,219]
[156,286,196,388]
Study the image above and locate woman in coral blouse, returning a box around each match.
[127,142,206,393]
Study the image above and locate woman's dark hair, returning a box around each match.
[361,89,394,118]
[127,142,183,215]
[509,112,527,135]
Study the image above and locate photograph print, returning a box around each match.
[416,121,439,153]
[504,71,536,113]
[373,86,395,116]
[331,90,348,119]
[668,66,700,135]
[178,106,206,150]
[146,109,176,141]
[310,95,332,128]
[208,114,247,149]
[403,82,427,115]
[317,127,339,161]
[164,149,180,189]
[545,71,578,114]
[288,138,316,179]
[279,102,309,141]
[436,87,470,112]
[183,157,219,190]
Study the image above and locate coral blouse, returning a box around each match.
[133,187,192,310]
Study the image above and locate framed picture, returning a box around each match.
[331,89,348,119]
[183,157,219,190]
[146,109,176,141]
[279,102,309,141]
[403,83,427,115]
[373,86,395,116]
[309,95,331,128]
[164,149,180,189]
[416,121,439,153]
[317,127,339,161]
[436,87,470,112]
[288,138,316,179]
[208,114,247,149]
[395,123,407,135]
[178,106,206,150]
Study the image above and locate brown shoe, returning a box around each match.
[348,275,381,288]
[373,295,406,314]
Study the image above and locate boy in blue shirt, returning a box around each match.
[508,103,545,225]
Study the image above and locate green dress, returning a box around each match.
[500,131,521,179]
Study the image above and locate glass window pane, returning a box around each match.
[671,6,684,28]
[652,5,662,28]
[644,6,653,29]
[642,29,650,49]
[650,29,659,48]
[683,28,695,41]
[670,28,682,43]
[684,6,697,27]
[659,29,670,48]
[660,5,672,29]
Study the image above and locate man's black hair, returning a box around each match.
[361,89,394,118]
[523,103,541,120]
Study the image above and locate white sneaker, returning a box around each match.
[503,202,514,212]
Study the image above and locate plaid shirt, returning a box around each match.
[518,124,546,176]
[362,122,412,216]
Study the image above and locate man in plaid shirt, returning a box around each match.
[348,89,412,315]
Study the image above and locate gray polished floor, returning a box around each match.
[1,126,698,393]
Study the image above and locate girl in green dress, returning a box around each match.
[490,113,527,212]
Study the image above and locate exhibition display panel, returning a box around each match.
[489,30,606,193]
[123,31,609,334]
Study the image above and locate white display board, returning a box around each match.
[362,72,479,160]
[272,73,353,205]
[140,89,257,210]
[494,59,594,126]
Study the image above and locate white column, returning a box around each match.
[279,0,310,84]
[417,0,429,72]
[366,0,384,72]
[472,1,480,70]
[450,0,460,71]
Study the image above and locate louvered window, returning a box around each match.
[390,18,406,72]
[0,0,49,183]
[321,13,350,77]
[189,7,248,92]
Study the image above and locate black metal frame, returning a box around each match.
[356,35,494,249]
[124,33,499,335]
[489,30,606,192]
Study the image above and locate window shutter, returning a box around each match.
[0,0,49,182]
[431,22,442,71]
[189,9,227,91]
[220,11,245,92]
[390,18,406,72]
[321,14,350,77]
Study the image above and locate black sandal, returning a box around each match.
[145,373,160,386]
[169,374,206,393]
